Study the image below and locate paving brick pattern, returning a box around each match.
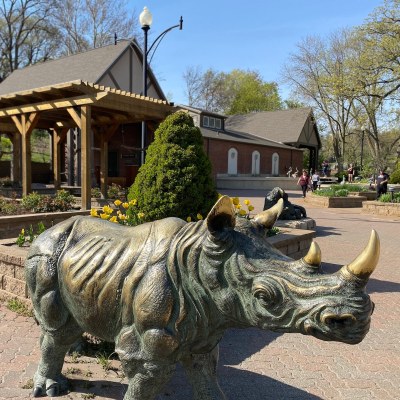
[0,189,399,399]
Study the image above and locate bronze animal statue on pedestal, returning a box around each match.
[25,196,379,399]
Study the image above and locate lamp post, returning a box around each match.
[139,6,183,166]
[360,125,365,172]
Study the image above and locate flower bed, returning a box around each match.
[306,193,367,208]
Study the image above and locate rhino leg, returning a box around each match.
[181,345,226,400]
[121,360,176,400]
[27,255,83,397]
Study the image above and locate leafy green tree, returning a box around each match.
[128,112,218,222]
[183,67,282,114]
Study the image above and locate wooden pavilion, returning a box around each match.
[0,80,174,209]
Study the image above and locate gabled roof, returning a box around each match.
[0,40,166,100]
[0,41,132,95]
[225,107,318,144]
[179,104,226,119]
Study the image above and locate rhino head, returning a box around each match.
[202,196,379,345]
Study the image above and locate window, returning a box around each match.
[203,115,222,129]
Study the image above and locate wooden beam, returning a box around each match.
[81,105,92,210]
[0,92,107,117]
[10,133,21,184]
[66,107,82,129]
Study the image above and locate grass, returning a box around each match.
[7,298,34,317]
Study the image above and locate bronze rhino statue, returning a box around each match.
[25,196,379,399]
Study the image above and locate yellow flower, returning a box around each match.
[122,202,129,209]
[248,205,254,211]
[231,197,239,205]
[114,199,122,206]
[100,213,110,220]
[186,216,192,222]
[129,199,137,206]
[137,212,145,219]
[90,208,98,217]
[21,228,25,235]
[197,213,203,220]
[239,209,247,216]
[109,216,118,223]
[102,205,113,214]
[118,214,126,220]
[244,199,250,206]
[235,204,241,209]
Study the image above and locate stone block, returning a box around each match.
[2,275,28,298]
[0,262,15,278]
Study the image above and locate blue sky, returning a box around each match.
[129,0,384,105]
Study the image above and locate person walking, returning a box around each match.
[311,171,320,191]
[347,164,354,183]
[375,169,390,198]
[297,170,310,198]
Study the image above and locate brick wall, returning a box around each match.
[204,138,303,180]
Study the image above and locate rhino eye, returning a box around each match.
[253,284,278,307]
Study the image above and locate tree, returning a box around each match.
[183,67,282,114]
[281,30,356,171]
[0,0,56,80]
[347,0,400,170]
[50,0,138,55]
[128,112,218,222]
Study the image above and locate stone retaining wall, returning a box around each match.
[0,227,315,305]
[306,194,367,208]
[362,201,400,217]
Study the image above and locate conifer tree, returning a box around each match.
[128,111,218,221]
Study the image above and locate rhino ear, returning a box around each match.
[206,196,235,234]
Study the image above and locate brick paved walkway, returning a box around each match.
[0,189,399,399]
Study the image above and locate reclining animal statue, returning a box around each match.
[25,196,380,399]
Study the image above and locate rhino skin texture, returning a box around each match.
[25,196,376,400]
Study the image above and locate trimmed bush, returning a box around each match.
[389,167,400,184]
[128,112,218,221]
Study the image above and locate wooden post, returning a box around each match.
[11,113,39,196]
[81,105,92,210]
[100,124,119,199]
[52,128,68,190]
[10,133,21,184]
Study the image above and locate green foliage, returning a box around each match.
[128,112,218,222]
[7,298,33,317]
[91,187,101,198]
[107,183,126,200]
[0,177,15,187]
[389,166,400,184]
[21,190,74,212]
[331,184,367,192]
[0,197,19,215]
[20,192,42,211]
[313,188,349,197]
[16,222,47,246]
[378,193,400,203]
[334,189,349,197]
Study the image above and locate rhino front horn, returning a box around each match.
[254,198,284,229]
[342,230,380,280]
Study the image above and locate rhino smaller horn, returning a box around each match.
[343,230,380,280]
[254,198,284,229]
[303,241,321,267]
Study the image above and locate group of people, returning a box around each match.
[297,170,320,198]
[297,164,390,199]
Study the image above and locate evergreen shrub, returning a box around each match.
[128,112,218,221]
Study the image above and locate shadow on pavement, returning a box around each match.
[315,226,340,237]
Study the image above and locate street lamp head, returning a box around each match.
[139,6,153,28]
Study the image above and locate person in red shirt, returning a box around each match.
[297,170,310,198]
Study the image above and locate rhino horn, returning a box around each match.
[303,241,321,267]
[254,198,284,229]
[207,195,235,233]
[341,230,380,280]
